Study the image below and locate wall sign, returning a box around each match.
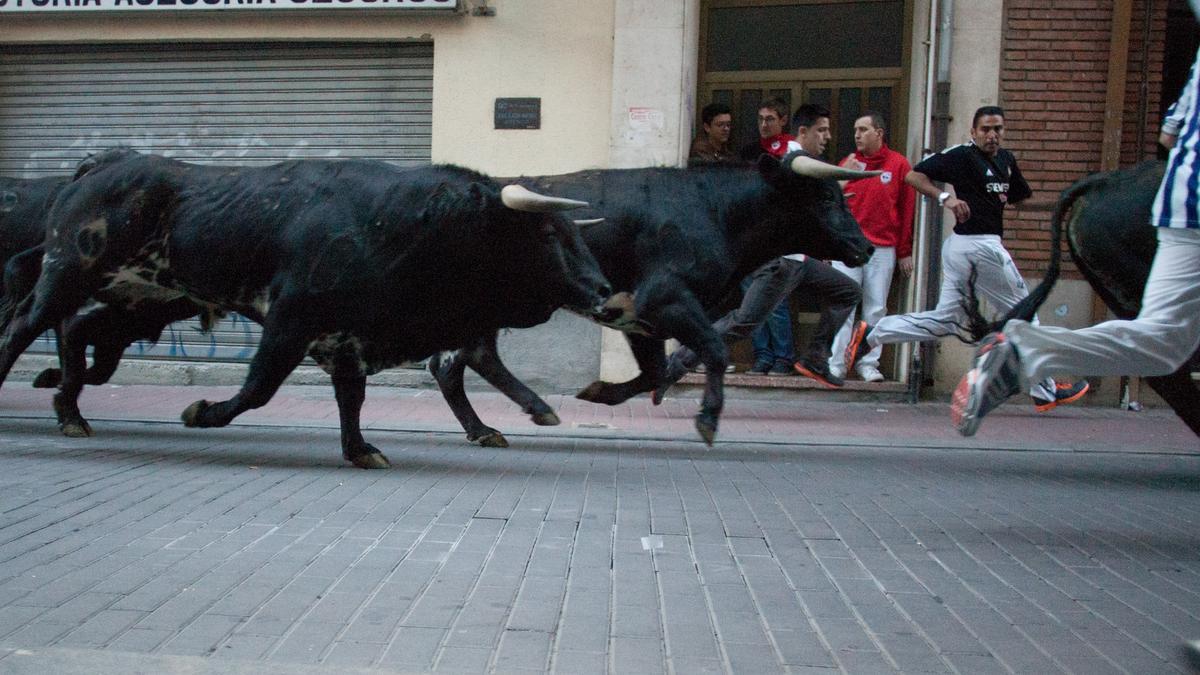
[0,0,455,12]
[494,98,541,130]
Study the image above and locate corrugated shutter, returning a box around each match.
[0,41,433,362]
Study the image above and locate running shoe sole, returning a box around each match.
[843,321,869,373]
[950,335,1014,437]
[950,369,983,437]
[1033,381,1091,413]
[794,362,843,389]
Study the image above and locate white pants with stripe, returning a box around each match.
[829,246,896,374]
[1007,227,1200,382]
[870,233,1057,400]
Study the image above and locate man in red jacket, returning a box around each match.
[828,112,916,382]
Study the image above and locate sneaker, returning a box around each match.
[794,359,844,388]
[1032,379,1090,412]
[693,363,736,374]
[1184,640,1200,670]
[843,321,873,373]
[857,365,885,383]
[769,361,797,376]
[950,332,1023,437]
[745,360,772,376]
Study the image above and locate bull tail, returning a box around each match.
[0,245,45,335]
[961,174,1097,342]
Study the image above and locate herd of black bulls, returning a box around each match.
[0,151,1192,468]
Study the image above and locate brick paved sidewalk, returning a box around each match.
[0,382,1194,455]
[0,383,1197,674]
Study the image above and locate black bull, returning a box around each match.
[430,154,877,446]
[1,176,69,302]
[1,174,212,425]
[976,160,1200,436]
[0,150,615,468]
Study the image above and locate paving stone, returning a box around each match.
[0,406,1194,675]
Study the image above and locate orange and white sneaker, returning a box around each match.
[843,321,873,374]
[1033,380,1090,413]
[950,332,1022,437]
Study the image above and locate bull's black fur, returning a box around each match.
[0,150,612,467]
[0,170,223,436]
[430,154,875,446]
[962,161,1199,436]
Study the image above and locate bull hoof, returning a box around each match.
[694,416,717,446]
[575,381,607,403]
[474,431,509,448]
[651,386,668,406]
[181,400,209,427]
[530,411,560,426]
[350,452,391,470]
[61,420,93,438]
[577,380,633,406]
[32,368,62,389]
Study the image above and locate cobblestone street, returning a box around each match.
[0,384,1196,673]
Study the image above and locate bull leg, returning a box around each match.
[576,334,667,405]
[331,373,390,469]
[181,303,310,433]
[52,318,93,438]
[578,283,728,444]
[0,265,94,392]
[31,324,129,390]
[429,348,510,448]
[37,297,202,390]
[31,347,119,389]
[650,302,727,445]
[1144,368,1200,437]
[463,334,560,426]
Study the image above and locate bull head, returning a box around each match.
[500,184,588,212]
[788,155,882,181]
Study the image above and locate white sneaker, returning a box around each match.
[828,365,846,381]
[857,365,884,382]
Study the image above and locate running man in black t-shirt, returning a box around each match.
[843,106,1089,412]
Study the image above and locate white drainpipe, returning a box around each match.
[899,0,952,395]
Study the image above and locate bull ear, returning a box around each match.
[467,182,494,209]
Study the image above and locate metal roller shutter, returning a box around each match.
[0,41,433,362]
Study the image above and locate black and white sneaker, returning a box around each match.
[950,332,1023,437]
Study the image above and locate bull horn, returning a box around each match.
[573,218,605,226]
[501,184,588,212]
[789,154,882,180]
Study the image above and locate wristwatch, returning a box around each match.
[937,191,951,207]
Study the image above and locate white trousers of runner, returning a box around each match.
[870,233,1057,400]
[829,246,896,374]
[1008,227,1200,382]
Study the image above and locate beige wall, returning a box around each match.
[0,0,616,177]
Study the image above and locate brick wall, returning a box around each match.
[1000,0,1166,276]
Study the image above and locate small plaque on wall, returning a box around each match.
[494,98,541,130]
